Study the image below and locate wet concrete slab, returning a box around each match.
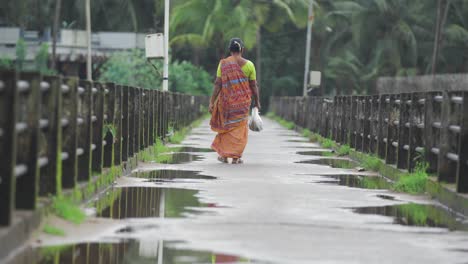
[34,118,468,264]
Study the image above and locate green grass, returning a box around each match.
[302,129,312,138]
[43,224,66,236]
[169,126,189,144]
[51,197,86,224]
[393,163,429,194]
[321,138,336,148]
[362,155,382,171]
[337,145,351,156]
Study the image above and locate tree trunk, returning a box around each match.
[431,0,451,75]
[256,27,262,92]
[51,0,62,71]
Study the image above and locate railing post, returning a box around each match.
[39,76,61,196]
[425,92,442,173]
[103,83,115,168]
[363,96,371,153]
[457,92,468,193]
[350,96,357,149]
[0,71,18,225]
[121,86,129,162]
[438,91,459,183]
[397,93,410,170]
[114,84,123,166]
[408,93,424,171]
[92,82,104,173]
[61,78,78,189]
[377,95,388,159]
[385,94,398,165]
[76,80,92,182]
[16,72,41,209]
[148,89,155,146]
[128,87,135,157]
[356,96,364,151]
[369,95,380,155]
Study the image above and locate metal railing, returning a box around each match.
[0,70,208,226]
[270,92,468,194]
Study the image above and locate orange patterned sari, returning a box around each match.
[210,57,252,158]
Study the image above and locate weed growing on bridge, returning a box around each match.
[170,126,189,144]
[393,163,429,194]
[321,138,337,148]
[43,224,66,236]
[302,129,312,138]
[362,155,382,171]
[51,197,86,224]
[337,145,351,156]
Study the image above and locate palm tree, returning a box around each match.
[170,0,308,59]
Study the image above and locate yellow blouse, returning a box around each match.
[216,60,256,81]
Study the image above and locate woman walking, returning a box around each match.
[209,38,261,164]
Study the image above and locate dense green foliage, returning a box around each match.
[99,49,212,94]
[1,0,467,101]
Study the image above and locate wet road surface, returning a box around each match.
[35,118,468,264]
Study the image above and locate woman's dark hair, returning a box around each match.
[229,38,244,53]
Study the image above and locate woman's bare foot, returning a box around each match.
[217,156,228,163]
[232,158,244,164]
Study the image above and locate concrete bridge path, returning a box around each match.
[37,118,468,264]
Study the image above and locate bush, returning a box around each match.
[99,49,212,95]
[393,163,429,194]
[362,155,381,171]
[337,145,351,156]
[321,138,336,148]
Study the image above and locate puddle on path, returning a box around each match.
[352,203,468,231]
[157,153,204,164]
[297,150,335,157]
[316,174,392,189]
[174,147,214,153]
[38,240,255,264]
[90,187,211,219]
[296,158,358,169]
[287,139,311,143]
[132,169,216,183]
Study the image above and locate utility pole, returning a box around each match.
[51,0,61,71]
[302,0,314,97]
[86,0,92,81]
[162,0,170,91]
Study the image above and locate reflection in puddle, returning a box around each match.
[297,150,334,157]
[296,158,358,169]
[132,169,216,183]
[173,147,214,153]
[287,139,311,143]
[38,240,254,264]
[316,174,391,189]
[91,187,210,219]
[352,203,468,230]
[157,153,204,164]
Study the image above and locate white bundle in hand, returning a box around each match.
[249,107,263,132]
